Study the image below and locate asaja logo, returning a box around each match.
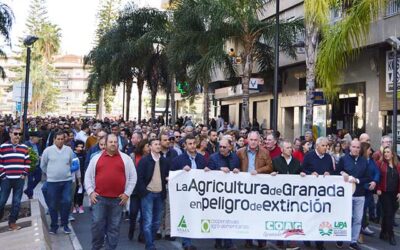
[177,216,189,232]
[319,222,333,236]
[201,219,211,233]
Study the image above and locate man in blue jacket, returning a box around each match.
[136,138,170,250]
[171,134,206,250]
[336,140,372,250]
[207,137,240,250]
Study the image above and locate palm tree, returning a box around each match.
[304,0,390,131]
[169,0,302,128]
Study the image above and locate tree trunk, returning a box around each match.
[170,76,176,126]
[137,72,144,122]
[98,88,105,119]
[125,78,133,121]
[151,90,157,125]
[241,51,252,129]
[164,85,170,125]
[203,82,210,126]
[304,22,319,132]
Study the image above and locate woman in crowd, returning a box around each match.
[236,136,245,151]
[196,135,210,163]
[330,141,344,166]
[376,146,400,246]
[292,140,310,164]
[133,139,149,166]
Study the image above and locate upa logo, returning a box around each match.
[177,216,189,232]
[201,219,211,233]
[334,221,347,229]
[319,222,333,236]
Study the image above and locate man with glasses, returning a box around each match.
[372,135,392,162]
[208,138,240,250]
[0,126,30,231]
[172,131,183,155]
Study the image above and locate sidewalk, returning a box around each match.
[4,181,81,250]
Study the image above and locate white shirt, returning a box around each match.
[75,130,88,144]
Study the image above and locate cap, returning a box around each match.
[29,131,41,137]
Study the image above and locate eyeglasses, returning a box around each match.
[175,136,181,138]
[169,138,175,141]
[219,145,227,149]
[13,132,22,136]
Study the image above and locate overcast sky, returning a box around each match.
[2,0,162,56]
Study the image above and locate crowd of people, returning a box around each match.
[0,114,399,250]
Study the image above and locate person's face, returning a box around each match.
[10,129,22,144]
[97,131,107,140]
[382,138,392,148]
[305,133,312,142]
[219,140,231,156]
[185,139,197,154]
[120,131,126,138]
[69,133,74,141]
[160,135,170,149]
[237,138,245,147]
[150,140,161,153]
[384,148,393,161]
[282,142,293,157]
[201,127,208,136]
[209,131,218,142]
[143,144,150,155]
[31,136,40,144]
[0,122,5,132]
[106,135,118,154]
[54,134,65,148]
[111,126,119,136]
[350,141,361,156]
[303,142,310,152]
[200,139,208,149]
[316,141,328,155]
[131,134,141,145]
[185,127,193,135]
[99,139,106,150]
[248,134,259,149]
[334,143,341,153]
[174,132,181,143]
[75,144,84,153]
[265,135,276,149]
[294,140,301,150]
[149,133,157,140]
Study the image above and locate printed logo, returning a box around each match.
[319,222,333,236]
[333,221,348,236]
[177,216,189,232]
[201,219,211,233]
[283,229,305,238]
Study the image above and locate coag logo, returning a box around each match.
[177,216,189,232]
[334,221,347,229]
[201,219,211,233]
[319,222,333,236]
[265,221,302,231]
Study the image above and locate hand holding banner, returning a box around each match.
[169,170,352,241]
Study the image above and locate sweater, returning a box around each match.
[40,145,74,182]
[301,151,334,175]
[0,143,31,179]
[85,150,137,197]
[272,155,302,175]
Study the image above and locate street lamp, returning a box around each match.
[386,36,400,154]
[272,0,280,131]
[22,35,38,141]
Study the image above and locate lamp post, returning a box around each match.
[22,35,38,141]
[386,36,400,154]
[272,0,280,131]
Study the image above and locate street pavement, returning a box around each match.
[71,200,400,250]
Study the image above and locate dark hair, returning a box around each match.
[208,129,217,136]
[81,123,89,130]
[148,138,159,145]
[184,134,196,143]
[111,123,119,129]
[135,139,149,156]
[54,131,65,139]
[360,142,370,159]
[74,140,85,148]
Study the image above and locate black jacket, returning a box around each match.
[171,151,207,171]
[136,154,170,199]
[272,155,301,175]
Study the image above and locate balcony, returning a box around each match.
[386,0,400,17]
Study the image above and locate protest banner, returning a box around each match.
[169,170,352,241]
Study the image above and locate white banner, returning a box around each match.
[169,170,352,241]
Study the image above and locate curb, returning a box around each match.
[69,224,83,250]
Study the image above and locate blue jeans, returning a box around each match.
[41,181,49,207]
[25,167,42,198]
[0,178,25,224]
[351,196,365,243]
[91,196,123,250]
[141,192,164,250]
[47,181,72,230]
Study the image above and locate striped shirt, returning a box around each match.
[0,143,31,179]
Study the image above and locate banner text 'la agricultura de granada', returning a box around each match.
[169,170,352,241]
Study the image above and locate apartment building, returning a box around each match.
[209,0,400,147]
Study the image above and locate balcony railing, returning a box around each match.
[386,0,400,17]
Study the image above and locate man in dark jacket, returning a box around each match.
[24,131,43,199]
[206,130,219,155]
[207,138,240,249]
[335,140,371,250]
[171,134,206,250]
[136,138,170,250]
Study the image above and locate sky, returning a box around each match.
[2,0,162,56]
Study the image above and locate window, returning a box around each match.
[299,77,306,91]
[386,0,400,17]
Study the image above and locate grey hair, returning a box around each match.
[248,131,260,139]
[381,135,392,143]
[315,137,328,146]
[279,139,292,148]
